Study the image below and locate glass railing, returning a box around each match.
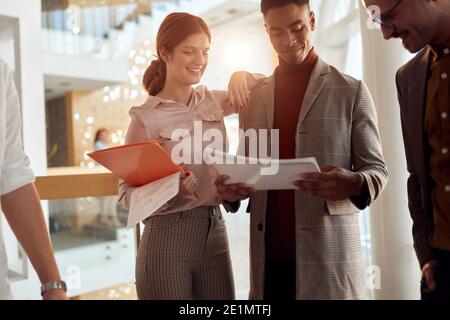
[49,195,135,298]
[33,167,137,298]
[49,196,129,252]
[40,0,222,59]
[41,4,140,38]
[41,3,146,59]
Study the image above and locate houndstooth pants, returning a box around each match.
[135,206,235,300]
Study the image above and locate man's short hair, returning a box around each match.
[261,0,310,16]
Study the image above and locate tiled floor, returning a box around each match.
[75,283,137,300]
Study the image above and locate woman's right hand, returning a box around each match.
[180,171,199,198]
[227,71,251,111]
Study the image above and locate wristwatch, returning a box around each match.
[40,280,67,296]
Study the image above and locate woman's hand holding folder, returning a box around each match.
[179,170,199,199]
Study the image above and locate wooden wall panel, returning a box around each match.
[66,88,146,167]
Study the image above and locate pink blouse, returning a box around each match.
[118,86,235,215]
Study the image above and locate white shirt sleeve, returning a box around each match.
[0,62,35,196]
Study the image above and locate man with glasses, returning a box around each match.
[363,0,450,300]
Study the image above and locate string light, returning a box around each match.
[78,42,152,166]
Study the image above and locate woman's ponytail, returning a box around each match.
[143,58,166,96]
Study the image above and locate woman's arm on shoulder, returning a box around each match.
[212,72,267,116]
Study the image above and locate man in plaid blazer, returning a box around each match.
[217,0,388,299]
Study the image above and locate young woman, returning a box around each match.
[93,128,109,151]
[118,12,258,300]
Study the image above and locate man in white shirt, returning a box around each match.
[0,58,67,300]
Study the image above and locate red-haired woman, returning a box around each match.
[118,12,259,299]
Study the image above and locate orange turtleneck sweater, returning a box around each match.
[265,49,318,263]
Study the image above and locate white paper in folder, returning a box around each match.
[127,171,181,228]
[208,149,320,190]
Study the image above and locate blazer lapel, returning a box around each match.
[258,75,275,129]
[410,48,431,179]
[257,58,329,130]
[297,58,330,125]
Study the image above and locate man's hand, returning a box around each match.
[215,175,256,202]
[421,260,438,293]
[42,289,69,300]
[295,166,365,201]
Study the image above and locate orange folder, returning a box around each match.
[88,140,182,187]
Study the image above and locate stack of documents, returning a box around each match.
[207,149,320,190]
[88,141,182,228]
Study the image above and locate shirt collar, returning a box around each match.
[277,48,318,76]
[429,45,450,63]
[143,87,204,110]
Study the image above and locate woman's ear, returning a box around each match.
[160,47,171,63]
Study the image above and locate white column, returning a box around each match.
[358,5,421,299]
[0,0,47,175]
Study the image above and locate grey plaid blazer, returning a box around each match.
[236,58,388,300]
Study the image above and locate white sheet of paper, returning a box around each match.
[127,171,181,228]
[209,150,320,190]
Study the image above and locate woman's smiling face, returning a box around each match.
[163,33,210,86]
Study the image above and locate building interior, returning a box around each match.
[0,0,427,300]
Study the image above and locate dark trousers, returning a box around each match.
[263,261,296,300]
[421,248,450,300]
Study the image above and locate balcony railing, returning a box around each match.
[32,167,140,297]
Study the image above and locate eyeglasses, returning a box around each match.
[371,0,403,31]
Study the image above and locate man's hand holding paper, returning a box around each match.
[295,166,365,201]
[215,175,256,203]
[211,149,321,191]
